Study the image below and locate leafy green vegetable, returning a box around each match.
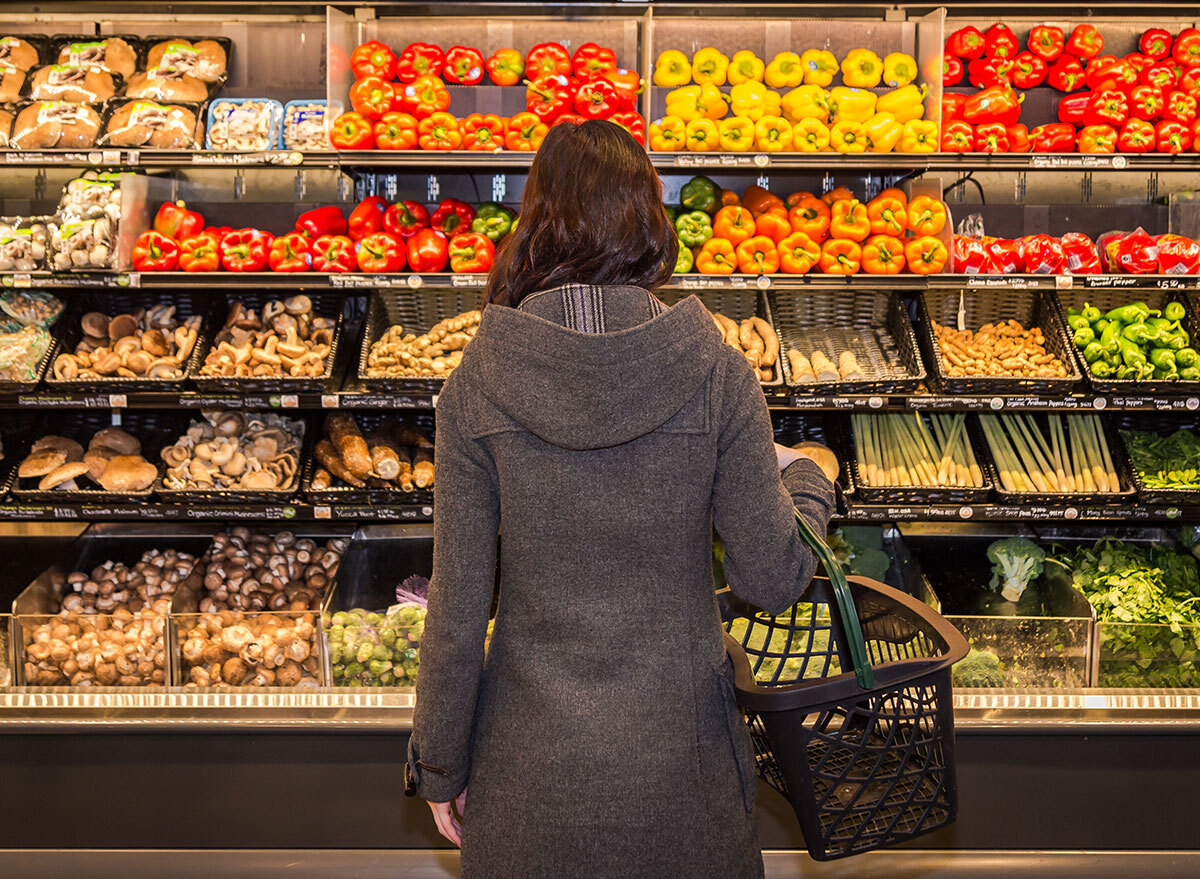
[987,537,1045,604]
[952,648,1005,687]
[1120,428,1200,490]
[828,526,891,581]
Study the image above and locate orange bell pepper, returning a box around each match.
[821,185,854,206]
[904,235,949,274]
[736,235,780,274]
[753,209,791,244]
[417,112,462,150]
[876,186,907,204]
[778,231,821,273]
[504,112,548,151]
[867,194,907,237]
[741,184,783,215]
[820,239,862,274]
[720,189,741,206]
[787,196,831,243]
[712,205,757,246]
[862,234,906,274]
[829,199,870,242]
[785,190,815,208]
[907,196,947,236]
[695,238,737,274]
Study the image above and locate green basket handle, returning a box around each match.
[795,510,877,690]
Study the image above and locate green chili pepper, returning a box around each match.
[1177,347,1199,367]
[1090,360,1113,378]
[1115,364,1134,379]
[1105,302,1152,324]
[1118,335,1148,368]
[1150,348,1177,370]
[1073,326,1095,347]
[680,175,719,215]
[1165,301,1186,322]
[470,202,516,242]
[1122,322,1161,345]
[1082,340,1104,363]
[1139,362,1157,380]
[1102,349,1121,367]
[675,210,713,247]
[1093,318,1111,335]
[674,240,694,273]
[1153,364,1179,380]
[1081,304,1101,323]
[1100,320,1122,352]
[1181,366,1200,381]
[1067,314,1090,331]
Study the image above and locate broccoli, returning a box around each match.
[987,537,1045,604]
[952,648,1006,688]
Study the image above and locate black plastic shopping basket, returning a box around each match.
[720,511,969,861]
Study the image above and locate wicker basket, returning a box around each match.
[302,411,435,506]
[1106,412,1200,505]
[358,289,482,394]
[770,290,926,394]
[918,288,1082,395]
[657,288,783,388]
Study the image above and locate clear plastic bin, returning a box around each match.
[174,610,325,688]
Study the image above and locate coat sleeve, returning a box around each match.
[408,386,500,803]
[712,359,835,615]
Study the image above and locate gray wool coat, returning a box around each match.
[409,284,835,878]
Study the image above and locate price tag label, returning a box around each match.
[108,394,127,408]
[278,395,299,408]
[431,394,439,409]
[314,505,332,520]
[321,394,339,408]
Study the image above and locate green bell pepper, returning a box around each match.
[1177,347,1199,368]
[1080,304,1101,323]
[1082,340,1104,363]
[675,210,713,247]
[1164,301,1186,322]
[471,202,515,242]
[1073,326,1095,347]
[664,205,679,224]
[674,240,694,273]
[680,175,719,215]
[1067,313,1090,332]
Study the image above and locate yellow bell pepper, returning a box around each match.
[800,49,838,87]
[875,84,927,123]
[666,83,727,122]
[764,88,782,118]
[691,47,729,86]
[882,52,918,88]
[899,119,937,153]
[685,117,719,151]
[754,115,793,152]
[781,85,830,124]
[793,118,831,152]
[653,49,692,87]
[841,48,883,87]
[718,116,755,151]
[729,80,768,121]
[831,120,867,153]
[727,50,765,85]
[649,116,686,151]
[828,87,877,123]
[764,51,804,88]
[863,112,902,153]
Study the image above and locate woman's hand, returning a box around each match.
[427,788,468,847]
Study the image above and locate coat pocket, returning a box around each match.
[716,661,758,814]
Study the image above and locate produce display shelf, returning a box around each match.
[838,503,1199,523]
[771,392,1200,412]
[0,390,437,410]
[0,149,340,169]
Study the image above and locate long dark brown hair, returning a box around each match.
[484,120,678,308]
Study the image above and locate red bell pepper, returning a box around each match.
[1078,123,1118,153]
[1124,53,1153,76]
[605,68,643,112]
[1163,90,1198,124]
[383,201,430,239]
[1021,234,1066,274]
[1047,55,1085,92]
[1106,229,1160,274]
[1007,123,1031,153]
[1157,119,1194,152]
[1065,24,1104,60]
[1057,91,1093,125]
[573,77,619,118]
[952,236,989,274]
[356,231,406,273]
[373,112,418,150]
[296,206,347,240]
[1012,52,1047,88]
[1087,90,1130,127]
[1193,119,1200,152]
[943,54,963,86]
[399,75,451,119]
[1182,68,1200,96]
[178,233,220,272]
[1061,232,1101,274]
[351,41,397,81]
[132,230,180,272]
[447,232,495,273]
[942,92,967,122]
[1030,122,1077,152]
[946,26,986,60]
[461,113,506,151]
[984,23,1019,59]
[526,42,572,78]
[552,112,583,127]
[610,110,645,144]
[1028,25,1065,62]
[220,229,273,272]
[1140,28,1173,61]
[968,56,1015,88]
[572,42,617,82]
[1118,118,1156,152]
[152,200,204,240]
[311,234,356,273]
[1142,62,1177,91]
[430,198,475,235]
[268,231,312,272]
[526,74,571,123]
[974,122,1009,153]
[329,112,375,150]
[984,238,1025,273]
[940,120,974,152]
[1129,85,1165,121]
[406,228,448,272]
[964,85,1022,125]
[1172,28,1200,68]
[1157,234,1200,273]
[395,43,444,84]
[348,196,388,241]
[349,76,395,120]
[485,48,525,86]
[1086,59,1137,93]
[443,46,485,85]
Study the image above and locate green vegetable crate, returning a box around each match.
[898,523,1095,689]
[1108,412,1200,505]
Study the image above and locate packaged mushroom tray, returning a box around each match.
[305,413,435,504]
[98,98,205,149]
[196,293,340,392]
[0,290,63,390]
[157,410,306,502]
[46,170,125,271]
[48,297,204,389]
[8,101,103,149]
[0,216,49,271]
[51,35,140,79]
[206,98,283,152]
[140,36,230,88]
[281,99,329,151]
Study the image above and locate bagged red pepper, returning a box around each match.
[1099,228,1159,274]
[983,237,1025,274]
[952,235,989,274]
[1060,232,1102,274]
[1156,234,1200,274]
[1019,234,1066,274]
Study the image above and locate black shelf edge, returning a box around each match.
[837,503,1197,523]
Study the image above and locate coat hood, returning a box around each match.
[458,285,725,451]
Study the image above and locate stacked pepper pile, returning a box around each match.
[648,46,935,153]
[943,23,1200,153]
[1066,300,1199,381]
[132,196,517,274]
[331,39,644,150]
[953,229,1200,275]
[670,177,948,275]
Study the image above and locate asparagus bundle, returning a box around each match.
[852,413,983,488]
[980,413,1120,494]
